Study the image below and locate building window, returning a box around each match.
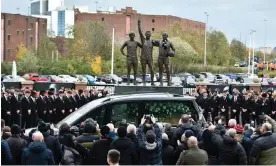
[17,30,20,36]
[30,23,34,28]
[22,30,25,35]
[152,28,155,32]
[152,19,155,23]
[7,49,11,56]
[30,36,33,43]
[57,11,65,36]
[8,20,11,25]
[102,17,104,21]
[7,34,11,41]
[42,23,46,29]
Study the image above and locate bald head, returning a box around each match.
[127,124,136,134]
[262,123,272,132]
[228,119,237,128]
[32,131,44,142]
[208,125,216,133]
[187,136,198,148]
[107,123,114,132]
[181,114,190,123]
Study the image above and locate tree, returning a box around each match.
[207,29,231,66]
[91,56,102,74]
[67,22,112,62]
[16,44,27,61]
[169,37,198,73]
[37,35,57,60]
[230,39,247,62]
[17,51,38,74]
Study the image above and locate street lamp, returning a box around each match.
[111,26,115,75]
[251,30,256,77]
[264,19,267,70]
[204,12,209,66]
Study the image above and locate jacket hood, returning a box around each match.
[126,133,137,141]
[223,135,237,145]
[113,138,133,151]
[28,142,47,153]
[145,141,157,150]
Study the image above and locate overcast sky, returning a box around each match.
[2,0,276,48]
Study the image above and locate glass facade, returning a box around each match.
[31,1,40,15]
[57,11,65,36]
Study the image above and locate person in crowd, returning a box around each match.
[107,123,118,141]
[173,130,194,163]
[234,125,244,142]
[46,90,56,124]
[2,126,12,140]
[218,89,231,123]
[60,134,82,165]
[70,126,80,137]
[10,89,22,125]
[38,121,63,164]
[137,115,162,165]
[88,125,113,165]
[76,118,100,150]
[198,129,219,165]
[36,90,48,122]
[241,127,254,162]
[241,92,251,125]
[21,90,33,128]
[1,119,5,129]
[161,133,174,165]
[218,128,247,165]
[110,126,138,165]
[58,123,71,145]
[107,149,120,166]
[6,124,27,165]
[164,123,174,146]
[21,131,55,165]
[56,90,66,121]
[250,122,276,165]
[126,124,139,149]
[29,90,38,126]
[172,114,198,148]
[1,90,12,126]
[176,136,208,165]
[1,128,13,165]
[271,92,276,120]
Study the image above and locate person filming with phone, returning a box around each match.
[137,114,162,165]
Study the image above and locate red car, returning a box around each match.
[23,73,48,82]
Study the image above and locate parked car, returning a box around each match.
[200,72,216,83]
[58,75,77,83]
[171,76,182,86]
[83,75,95,84]
[49,75,63,82]
[74,75,88,83]
[215,74,232,84]
[182,75,196,87]
[178,72,192,82]
[121,75,142,83]
[226,73,238,80]
[239,61,248,67]
[25,93,205,136]
[39,75,51,82]
[23,73,48,82]
[2,75,26,82]
[102,74,122,84]
[234,62,240,67]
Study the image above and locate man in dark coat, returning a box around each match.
[87,125,113,165]
[230,92,242,124]
[1,128,13,165]
[137,116,162,165]
[161,133,174,165]
[6,125,27,165]
[218,91,231,124]
[218,128,247,165]
[55,90,66,122]
[21,131,55,165]
[36,90,48,122]
[21,90,33,128]
[1,90,12,126]
[38,121,63,164]
[10,89,22,126]
[46,91,56,123]
[110,126,138,165]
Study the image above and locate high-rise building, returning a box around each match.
[30,0,74,38]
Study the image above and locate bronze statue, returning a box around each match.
[138,20,156,86]
[156,32,175,86]
[120,32,142,85]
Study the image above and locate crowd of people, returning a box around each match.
[190,87,276,126]
[1,112,276,165]
[1,87,109,128]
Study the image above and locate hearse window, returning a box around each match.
[72,106,106,127]
[110,103,140,127]
[144,100,197,124]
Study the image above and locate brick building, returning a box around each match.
[1,13,47,62]
[75,7,205,41]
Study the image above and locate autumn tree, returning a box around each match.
[16,44,27,61]
[17,51,38,74]
[230,39,247,62]
[91,56,102,74]
[37,35,57,60]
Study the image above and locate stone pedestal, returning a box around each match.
[114,85,184,95]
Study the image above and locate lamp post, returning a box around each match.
[248,33,252,75]
[204,12,209,66]
[111,27,115,75]
[264,19,267,70]
[251,30,256,77]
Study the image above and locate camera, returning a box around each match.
[162,40,168,49]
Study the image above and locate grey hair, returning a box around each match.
[127,124,136,134]
[226,128,237,138]
[187,136,198,147]
[162,133,169,140]
[262,123,272,131]
[228,119,237,127]
[32,131,44,142]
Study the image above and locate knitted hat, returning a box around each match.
[184,130,194,138]
[101,125,110,137]
[234,125,244,134]
[146,130,156,143]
